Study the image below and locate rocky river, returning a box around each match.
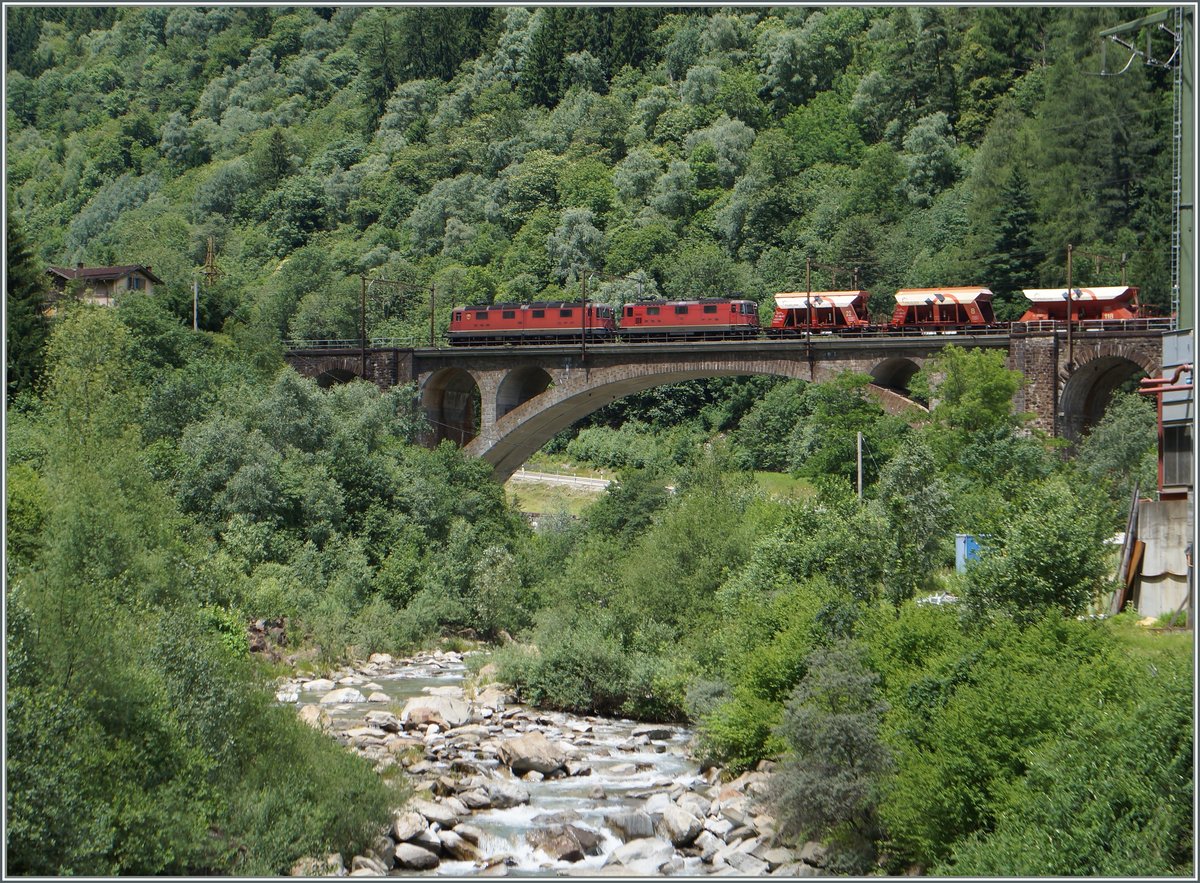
[275,649,829,877]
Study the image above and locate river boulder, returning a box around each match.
[606,810,655,842]
[393,843,439,871]
[655,805,702,847]
[528,824,604,863]
[392,811,426,842]
[401,694,473,729]
[438,829,479,861]
[297,705,332,733]
[364,710,401,732]
[497,731,566,774]
[602,838,677,875]
[485,778,531,808]
[409,797,462,828]
[631,724,674,741]
[798,840,829,867]
[350,854,387,875]
[320,687,366,705]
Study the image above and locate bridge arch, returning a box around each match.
[497,366,553,419]
[1059,353,1152,441]
[870,356,923,394]
[466,359,924,481]
[421,367,482,446]
[314,367,360,388]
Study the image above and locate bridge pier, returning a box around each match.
[1008,330,1162,440]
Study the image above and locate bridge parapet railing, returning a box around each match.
[1011,317,1175,335]
[284,337,425,350]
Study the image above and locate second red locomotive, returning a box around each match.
[620,298,759,340]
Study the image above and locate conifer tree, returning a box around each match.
[6,212,49,401]
[985,167,1040,319]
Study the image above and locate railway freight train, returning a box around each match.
[448,285,1157,345]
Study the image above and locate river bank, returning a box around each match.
[276,649,829,877]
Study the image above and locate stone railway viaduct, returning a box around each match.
[285,329,1164,482]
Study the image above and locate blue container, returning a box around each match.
[955,534,982,573]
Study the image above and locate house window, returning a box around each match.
[128,276,144,291]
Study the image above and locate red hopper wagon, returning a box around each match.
[890,287,997,330]
[1018,286,1141,323]
[768,290,871,336]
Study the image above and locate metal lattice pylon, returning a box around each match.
[1169,5,1183,329]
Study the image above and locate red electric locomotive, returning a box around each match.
[768,290,871,336]
[448,301,617,346]
[890,287,997,331]
[619,298,759,340]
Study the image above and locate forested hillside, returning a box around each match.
[5,7,1191,878]
[6,5,1175,351]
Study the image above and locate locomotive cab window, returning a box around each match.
[502,310,516,319]
[625,306,634,317]
[531,309,544,318]
[703,305,718,314]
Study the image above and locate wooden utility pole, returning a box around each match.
[429,282,436,348]
[856,431,864,500]
[580,272,588,362]
[1066,243,1074,372]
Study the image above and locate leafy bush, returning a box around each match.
[961,477,1113,622]
[939,655,1193,876]
[770,641,892,873]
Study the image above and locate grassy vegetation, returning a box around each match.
[1107,609,1195,658]
[522,451,612,480]
[506,481,605,518]
[753,470,815,500]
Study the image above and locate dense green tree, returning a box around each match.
[961,477,1112,622]
[871,443,951,605]
[1074,391,1158,513]
[6,212,50,400]
[910,345,1025,457]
